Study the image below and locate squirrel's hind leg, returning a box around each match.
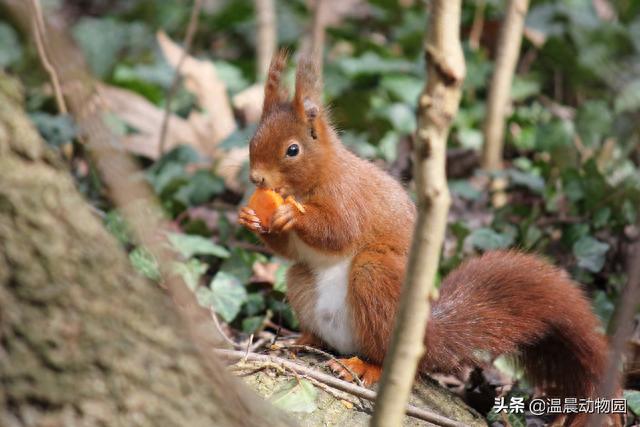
[347,248,405,366]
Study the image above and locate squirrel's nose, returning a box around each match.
[250,171,266,187]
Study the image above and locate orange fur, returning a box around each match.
[239,53,614,426]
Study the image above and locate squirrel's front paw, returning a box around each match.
[238,207,266,234]
[269,203,296,233]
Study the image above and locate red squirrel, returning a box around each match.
[238,52,611,425]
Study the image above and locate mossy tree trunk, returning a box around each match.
[0,74,291,427]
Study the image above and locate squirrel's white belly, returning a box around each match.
[289,234,358,355]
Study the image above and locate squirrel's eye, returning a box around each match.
[286,144,300,157]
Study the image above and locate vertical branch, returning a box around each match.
[371,1,465,426]
[255,0,277,80]
[28,0,67,114]
[309,0,328,71]
[587,241,640,427]
[481,0,529,205]
[158,0,203,156]
[469,0,486,51]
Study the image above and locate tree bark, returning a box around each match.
[0,73,292,427]
[371,1,465,426]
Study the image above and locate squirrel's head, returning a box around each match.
[248,51,333,199]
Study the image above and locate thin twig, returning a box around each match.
[215,349,468,427]
[158,0,203,156]
[211,308,243,348]
[273,343,365,388]
[28,0,67,114]
[587,241,640,427]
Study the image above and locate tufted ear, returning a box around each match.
[293,56,323,139]
[261,50,290,119]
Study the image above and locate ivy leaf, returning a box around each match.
[270,379,318,413]
[172,259,208,290]
[0,22,22,67]
[129,247,160,281]
[625,390,640,416]
[197,272,247,322]
[274,264,289,293]
[467,228,515,251]
[167,232,230,259]
[572,236,609,272]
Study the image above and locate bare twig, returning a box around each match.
[371,1,465,426]
[481,0,530,172]
[215,349,468,427]
[469,0,486,51]
[309,0,328,71]
[273,343,365,388]
[254,0,277,80]
[211,308,242,348]
[158,0,203,156]
[587,241,640,427]
[28,0,67,114]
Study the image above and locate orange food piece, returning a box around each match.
[248,188,283,228]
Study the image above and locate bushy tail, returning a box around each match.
[422,251,610,425]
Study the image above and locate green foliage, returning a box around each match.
[10,1,640,418]
[270,379,318,413]
[167,232,230,259]
[0,22,22,68]
[197,271,247,322]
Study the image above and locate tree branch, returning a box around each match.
[158,0,203,156]
[254,0,277,80]
[481,0,529,171]
[371,1,465,426]
[587,240,640,427]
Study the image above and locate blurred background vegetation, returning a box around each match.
[2,0,639,421]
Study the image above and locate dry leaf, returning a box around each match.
[157,30,236,147]
[251,262,280,284]
[233,83,264,124]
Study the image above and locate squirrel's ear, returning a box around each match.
[293,56,322,139]
[262,50,290,119]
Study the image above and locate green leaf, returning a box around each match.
[129,247,161,281]
[572,236,609,272]
[274,264,289,293]
[457,128,483,150]
[72,18,129,77]
[29,113,76,147]
[0,22,22,67]
[615,79,640,114]
[576,101,612,147]
[197,271,247,322]
[219,124,258,149]
[449,180,482,201]
[242,315,265,333]
[467,228,515,251]
[104,210,130,245]
[270,379,318,413]
[214,61,249,94]
[592,290,615,330]
[385,103,416,134]
[511,75,541,101]
[380,75,423,104]
[172,259,208,290]
[174,170,225,206]
[624,390,640,416]
[244,293,266,316]
[508,169,545,193]
[167,233,230,259]
[337,52,415,77]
